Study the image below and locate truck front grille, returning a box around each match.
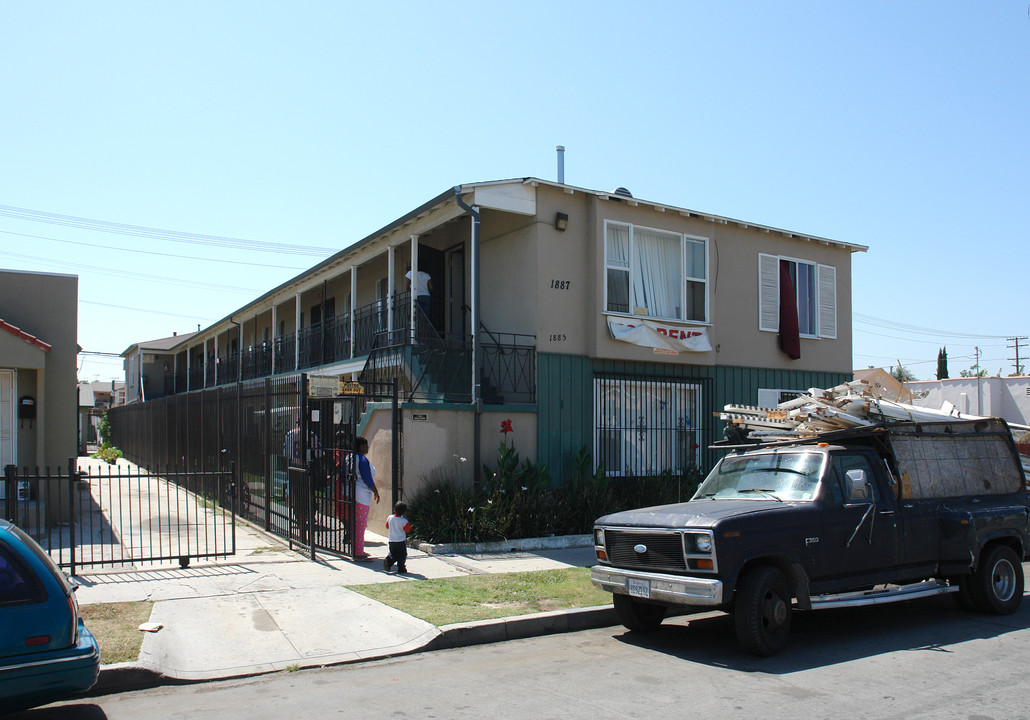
[604,530,686,571]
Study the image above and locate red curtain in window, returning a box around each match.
[778,260,801,360]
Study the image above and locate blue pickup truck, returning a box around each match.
[591,419,1029,655]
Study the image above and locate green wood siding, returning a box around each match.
[536,352,849,482]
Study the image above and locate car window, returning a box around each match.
[8,524,73,596]
[0,542,44,605]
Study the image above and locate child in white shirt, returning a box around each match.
[384,501,411,573]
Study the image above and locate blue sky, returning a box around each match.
[1,2,1027,383]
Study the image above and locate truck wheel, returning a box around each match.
[971,545,1023,615]
[613,594,666,632]
[734,565,792,656]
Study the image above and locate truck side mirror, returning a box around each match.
[845,469,870,501]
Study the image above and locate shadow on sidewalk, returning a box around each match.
[73,564,261,587]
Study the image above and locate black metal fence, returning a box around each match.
[108,375,399,560]
[3,460,235,574]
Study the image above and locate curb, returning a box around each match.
[428,604,618,650]
[90,662,179,697]
[88,604,618,697]
[417,534,593,555]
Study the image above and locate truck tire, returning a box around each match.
[734,565,792,656]
[613,594,666,632]
[970,545,1023,615]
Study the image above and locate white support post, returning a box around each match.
[387,245,395,340]
[410,234,419,344]
[271,304,278,371]
[350,267,357,358]
[294,294,301,371]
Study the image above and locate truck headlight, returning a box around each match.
[695,535,712,553]
[594,528,605,547]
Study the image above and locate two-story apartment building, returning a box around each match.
[128,178,865,517]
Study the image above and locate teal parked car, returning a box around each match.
[0,519,100,712]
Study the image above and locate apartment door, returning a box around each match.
[0,370,15,469]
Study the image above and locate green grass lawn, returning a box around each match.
[346,567,611,626]
[79,601,154,664]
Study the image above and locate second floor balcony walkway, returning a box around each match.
[173,291,536,406]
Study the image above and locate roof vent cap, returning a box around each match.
[612,187,633,198]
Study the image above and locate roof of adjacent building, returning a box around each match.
[0,318,51,352]
[120,331,198,357]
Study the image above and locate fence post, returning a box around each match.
[391,378,400,504]
[3,464,14,522]
[230,460,237,556]
[67,458,77,576]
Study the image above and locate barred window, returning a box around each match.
[594,375,704,477]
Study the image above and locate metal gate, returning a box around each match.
[279,380,399,560]
[4,460,235,574]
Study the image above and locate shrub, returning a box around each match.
[407,441,702,544]
[92,443,123,464]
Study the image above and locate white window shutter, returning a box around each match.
[817,264,837,339]
[758,253,779,332]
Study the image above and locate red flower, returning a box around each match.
[500,419,513,435]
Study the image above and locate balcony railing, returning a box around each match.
[274,335,295,374]
[480,330,536,404]
[168,293,535,405]
[241,345,273,380]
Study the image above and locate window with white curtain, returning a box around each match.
[604,221,708,323]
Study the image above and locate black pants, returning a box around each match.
[386,541,407,571]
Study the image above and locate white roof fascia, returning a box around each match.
[524,177,867,253]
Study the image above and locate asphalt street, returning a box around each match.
[19,592,1030,720]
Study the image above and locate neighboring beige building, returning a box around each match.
[123,178,866,527]
[0,269,78,471]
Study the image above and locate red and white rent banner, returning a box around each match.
[607,317,712,354]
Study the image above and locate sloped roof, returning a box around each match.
[121,331,198,357]
[0,318,51,352]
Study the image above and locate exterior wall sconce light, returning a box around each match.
[555,212,569,231]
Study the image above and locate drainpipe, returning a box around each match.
[454,186,482,482]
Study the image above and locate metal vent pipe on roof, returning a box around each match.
[556,145,565,184]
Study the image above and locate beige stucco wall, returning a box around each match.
[0,269,78,469]
[361,405,538,531]
[525,184,856,374]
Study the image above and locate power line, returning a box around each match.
[5,250,259,294]
[853,312,1010,340]
[0,229,308,270]
[853,327,998,347]
[80,300,215,320]
[0,203,337,257]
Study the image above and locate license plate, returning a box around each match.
[627,578,651,598]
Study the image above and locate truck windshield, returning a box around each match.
[694,451,824,502]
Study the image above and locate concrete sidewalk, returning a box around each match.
[75,521,614,694]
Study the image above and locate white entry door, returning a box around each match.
[0,370,15,470]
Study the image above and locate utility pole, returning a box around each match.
[1007,336,1027,376]
[974,346,982,415]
